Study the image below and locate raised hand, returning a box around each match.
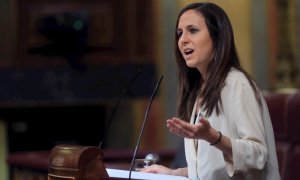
[166,117,213,141]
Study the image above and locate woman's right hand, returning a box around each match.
[140,164,176,175]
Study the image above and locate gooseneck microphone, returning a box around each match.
[128,75,163,179]
[99,70,142,148]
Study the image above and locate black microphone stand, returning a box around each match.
[99,70,142,148]
[128,75,163,179]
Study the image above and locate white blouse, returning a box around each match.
[184,68,281,180]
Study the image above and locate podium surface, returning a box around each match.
[107,168,189,180]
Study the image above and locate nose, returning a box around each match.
[179,32,189,45]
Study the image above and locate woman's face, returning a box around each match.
[177,9,214,73]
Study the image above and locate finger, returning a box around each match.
[197,118,211,129]
[169,118,192,130]
[167,120,190,137]
[140,164,157,173]
[199,117,207,124]
[169,128,185,137]
[167,118,201,138]
[167,121,184,135]
[171,117,183,121]
[167,119,186,131]
[168,121,196,138]
[167,119,180,131]
[171,119,199,136]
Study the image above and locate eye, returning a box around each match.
[177,29,183,37]
[189,27,199,33]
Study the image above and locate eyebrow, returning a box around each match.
[186,24,198,29]
[178,24,198,30]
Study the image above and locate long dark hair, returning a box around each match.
[175,2,260,121]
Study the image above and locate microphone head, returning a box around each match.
[145,153,160,164]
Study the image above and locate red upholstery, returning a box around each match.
[264,93,289,140]
[286,145,300,180]
[275,141,292,179]
[287,93,300,142]
[264,91,300,180]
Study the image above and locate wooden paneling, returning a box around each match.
[15,0,154,68]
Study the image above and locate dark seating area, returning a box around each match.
[264,91,300,180]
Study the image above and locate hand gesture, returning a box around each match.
[166,117,212,141]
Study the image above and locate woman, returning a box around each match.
[141,2,281,180]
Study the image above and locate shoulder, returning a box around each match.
[224,67,252,89]
[221,67,262,102]
[222,67,262,103]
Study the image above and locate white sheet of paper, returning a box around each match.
[106,168,189,180]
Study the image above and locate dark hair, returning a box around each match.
[175,2,260,121]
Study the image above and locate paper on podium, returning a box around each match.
[106,168,189,180]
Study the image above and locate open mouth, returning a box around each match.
[184,48,194,56]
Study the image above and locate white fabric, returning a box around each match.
[184,68,281,180]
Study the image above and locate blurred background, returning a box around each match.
[0,0,299,179]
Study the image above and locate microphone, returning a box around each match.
[99,70,142,148]
[128,75,163,179]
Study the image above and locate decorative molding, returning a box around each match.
[268,0,298,89]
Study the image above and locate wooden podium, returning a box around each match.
[48,144,184,180]
[48,144,111,180]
